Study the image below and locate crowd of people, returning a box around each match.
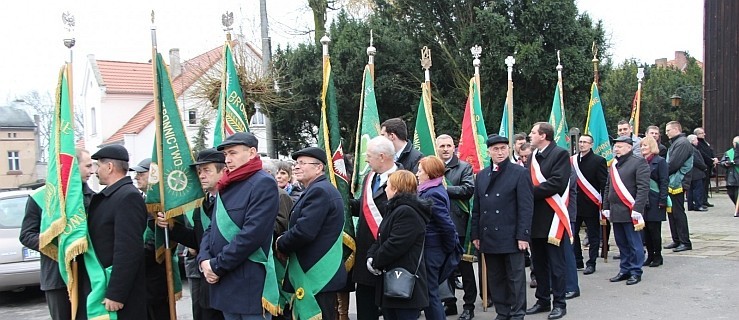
[18,116,739,320]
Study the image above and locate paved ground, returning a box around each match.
[2,194,737,319]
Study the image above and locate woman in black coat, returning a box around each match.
[640,136,669,267]
[367,170,430,320]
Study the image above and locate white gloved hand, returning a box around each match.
[631,211,643,221]
[602,210,610,219]
[366,258,382,276]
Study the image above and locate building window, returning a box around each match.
[251,109,265,126]
[6,133,15,138]
[188,109,197,125]
[90,107,97,135]
[7,151,20,171]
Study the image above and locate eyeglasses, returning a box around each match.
[295,161,321,167]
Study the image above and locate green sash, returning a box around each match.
[649,179,672,208]
[443,177,476,262]
[214,195,280,315]
[287,236,343,320]
[184,206,211,232]
[666,152,692,194]
[726,149,739,175]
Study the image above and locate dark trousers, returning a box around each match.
[728,186,738,205]
[356,284,379,320]
[148,298,170,320]
[643,221,663,261]
[668,192,692,246]
[561,226,579,293]
[446,236,477,311]
[703,175,712,205]
[45,288,71,320]
[382,307,421,320]
[612,222,644,276]
[485,252,526,319]
[687,179,705,209]
[315,291,337,320]
[573,215,601,268]
[423,247,446,320]
[190,277,225,320]
[530,238,566,309]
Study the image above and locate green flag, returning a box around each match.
[498,98,510,137]
[584,82,613,162]
[316,57,354,274]
[213,42,250,146]
[457,78,489,173]
[412,82,437,156]
[548,82,570,150]
[35,64,113,319]
[351,65,380,198]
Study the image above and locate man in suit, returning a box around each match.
[471,134,533,320]
[275,147,346,320]
[351,136,398,320]
[198,132,279,319]
[436,134,476,320]
[381,117,423,172]
[603,136,650,285]
[571,134,608,275]
[511,133,528,166]
[83,145,147,319]
[20,148,95,320]
[525,122,571,320]
[156,148,226,320]
[663,121,693,253]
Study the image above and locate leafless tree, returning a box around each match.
[16,90,84,162]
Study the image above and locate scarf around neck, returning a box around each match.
[418,176,443,193]
[217,156,263,191]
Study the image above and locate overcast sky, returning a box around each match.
[0,0,703,104]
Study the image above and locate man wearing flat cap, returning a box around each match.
[275,147,346,320]
[156,148,226,320]
[603,136,650,286]
[197,132,280,318]
[129,158,151,195]
[471,135,533,320]
[78,145,147,319]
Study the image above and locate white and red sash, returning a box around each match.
[571,154,607,223]
[362,172,384,240]
[530,154,572,246]
[609,158,644,230]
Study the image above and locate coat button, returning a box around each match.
[495,210,499,213]
[483,210,487,214]
[496,193,500,197]
[483,227,488,231]
[485,194,488,197]
[495,227,499,231]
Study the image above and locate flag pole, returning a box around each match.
[635,68,644,136]
[420,46,436,155]
[590,42,609,262]
[150,11,177,320]
[556,50,565,126]
[367,30,376,78]
[505,55,515,151]
[471,45,482,93]
[352,33,376,196]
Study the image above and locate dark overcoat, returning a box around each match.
[573,151,607,218]
[397,142,423,173]
[602,152,650,223]
[471,160,533,254]
[198,170,279,315]
[527,144,572,239]
[645,155,669,222]
[443,155,475,237]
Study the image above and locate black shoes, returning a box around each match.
[609,272,630,282]
[664,242,679,249]
[705,202,714,207]
[459,309,474,320]
[525,303,551,315]
[548,307,567,319]
[643,257,653,266]
[649,256,663,267]
[673,244,692,252]
[695,206,708,212]
[583,265,596,275]
[576,262,584,270]
[529,278,538,288]
[445,304,458,316]
[565,291,580,299]
[626,275,642,285]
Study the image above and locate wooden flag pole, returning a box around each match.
[150,11,177,320]
[591,42,609,263]
[505,55,516,151]
[481,253,488,312]
[635,68,644,136]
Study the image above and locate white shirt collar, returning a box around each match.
[394,141,407,161]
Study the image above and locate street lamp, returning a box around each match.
[670,94,682,107]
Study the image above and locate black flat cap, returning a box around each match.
[613,136,633,145]
[191,148,226,167]
[486,134,509,147]
[91,145,129,162]
[291,147,327,165]
[216,132,258,151]
[129,158,151,173]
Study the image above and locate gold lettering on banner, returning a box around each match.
[62,210,86,235]
[60,119,73,135]
[161,106,183,167]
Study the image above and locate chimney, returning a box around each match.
[169,48,182,78]
[674,51,688,70]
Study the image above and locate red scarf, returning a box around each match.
[216,156,263,191]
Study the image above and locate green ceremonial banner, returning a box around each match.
[548,82,570,150]
[36,64,114,319]
[584,82,613,162]
[498,99,510,137]
[316,57,354,272]
[213,42,250,146]
[413,82,437,156]
[351,65,380,198]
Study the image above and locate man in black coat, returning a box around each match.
[687,135,709,211]
[436,134,477,319]
[156,148,226,320]
[646,126,668,158]
[19,148,95,320]
[81,145,147,319]
[471,135,533,320]
[694,127,717,207]
[571,134,608,275]
[664,121,694,253]
[350,136,398,320]
[276,147,346,320]
[381,117,422,173]
[524,122,571,320]
[602,136,650,285]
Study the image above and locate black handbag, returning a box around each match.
[383,240,425,299]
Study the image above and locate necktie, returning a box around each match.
[372,174,382,193]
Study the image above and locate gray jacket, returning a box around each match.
[443,155,475,237]
[603,152,650,223]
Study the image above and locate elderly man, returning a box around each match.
[616,120,642,157]
[198,132,279,319]
[351,136,398,320]
[436,134,476,319]
[380,117,423,172]
[130,158,151,194]
[687,135,709,212]
[694,128,717,208]
[603,136,650,285]
[471,134,533,320]
[275,147,346,320]
[663,121,693,253]
[525,122,571,320]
